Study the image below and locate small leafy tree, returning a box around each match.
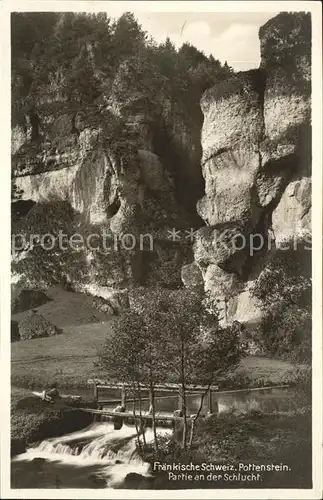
[252,243,311,312]
[98,304,169,449]
[98,311,148,449]
[100,287,247,452]
[186,320,247,448]
[258,305,311,362]
[159,291,246,450]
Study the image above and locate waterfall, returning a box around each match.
[13,423,170,488]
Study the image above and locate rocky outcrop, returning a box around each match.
[12,99,197,297]
[272,176,311,245]
[185,12,311,325]
[11,14,205,303]
[199,69,265,227]
[11,289,51,314]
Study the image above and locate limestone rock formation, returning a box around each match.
[12,101,197,298]
[185,12,311,325]
[11,12,311,323]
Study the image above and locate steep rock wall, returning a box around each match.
[12,12,311,315]
[12,90,198,295]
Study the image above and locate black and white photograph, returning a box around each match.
[1,0,322,497]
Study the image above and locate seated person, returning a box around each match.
[42,383,60,403]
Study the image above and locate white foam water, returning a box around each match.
[13,422,170,487]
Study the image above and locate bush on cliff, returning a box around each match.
[12,200,88,288]
[251,241,311,362]
[256,305,311,362]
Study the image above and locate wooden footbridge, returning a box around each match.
[83,379,220,422]
[76,380,290,424]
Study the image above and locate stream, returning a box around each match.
[11,387,297,489]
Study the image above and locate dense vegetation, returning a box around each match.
[11,388,94,457]
[12,201,85,288]
[11,12,233,210]
[11,12,232,126]
[251,239,311,362]
[139,408,312,489]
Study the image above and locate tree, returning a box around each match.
[259,305,311,362]
[98,311,149,449]
[98,304,169,450]
[111,12,146,60]
[178,42,207,68]
[159,290,246,450]
[11,201,83,289]
[11,11,234,136]
[187,320,247,448]
[99,287,247,452]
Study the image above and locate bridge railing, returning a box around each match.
[87,379,219,414]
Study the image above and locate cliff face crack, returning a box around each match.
[106,193,121,218]
[300,203,311,221]
[254,69,267,140]
[201,146,231,168]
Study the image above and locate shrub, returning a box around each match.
[255,305,311,362]
[141,411,312,489]
[18,310,62,340]
[251,241,311,362]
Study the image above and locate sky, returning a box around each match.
[105,6,280,71]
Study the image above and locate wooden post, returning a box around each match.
[178,391,183,412]
[121,385,126,408]
[224,297,228,325]
[148,386,154,414]
[93,383,98,402]
[208,388,213,414]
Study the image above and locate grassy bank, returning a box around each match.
[11,286,309,390]
[11,286,109,328]
[222,356,310,389]
[12,341,310,391]
[11,322,112,389]
[11,286,113,388]
[11,320,309,390]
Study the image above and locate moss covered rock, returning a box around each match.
[11,289,51,314]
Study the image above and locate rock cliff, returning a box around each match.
[183,12,311,324]
[12,60,201,299]
[12,12,311,321]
